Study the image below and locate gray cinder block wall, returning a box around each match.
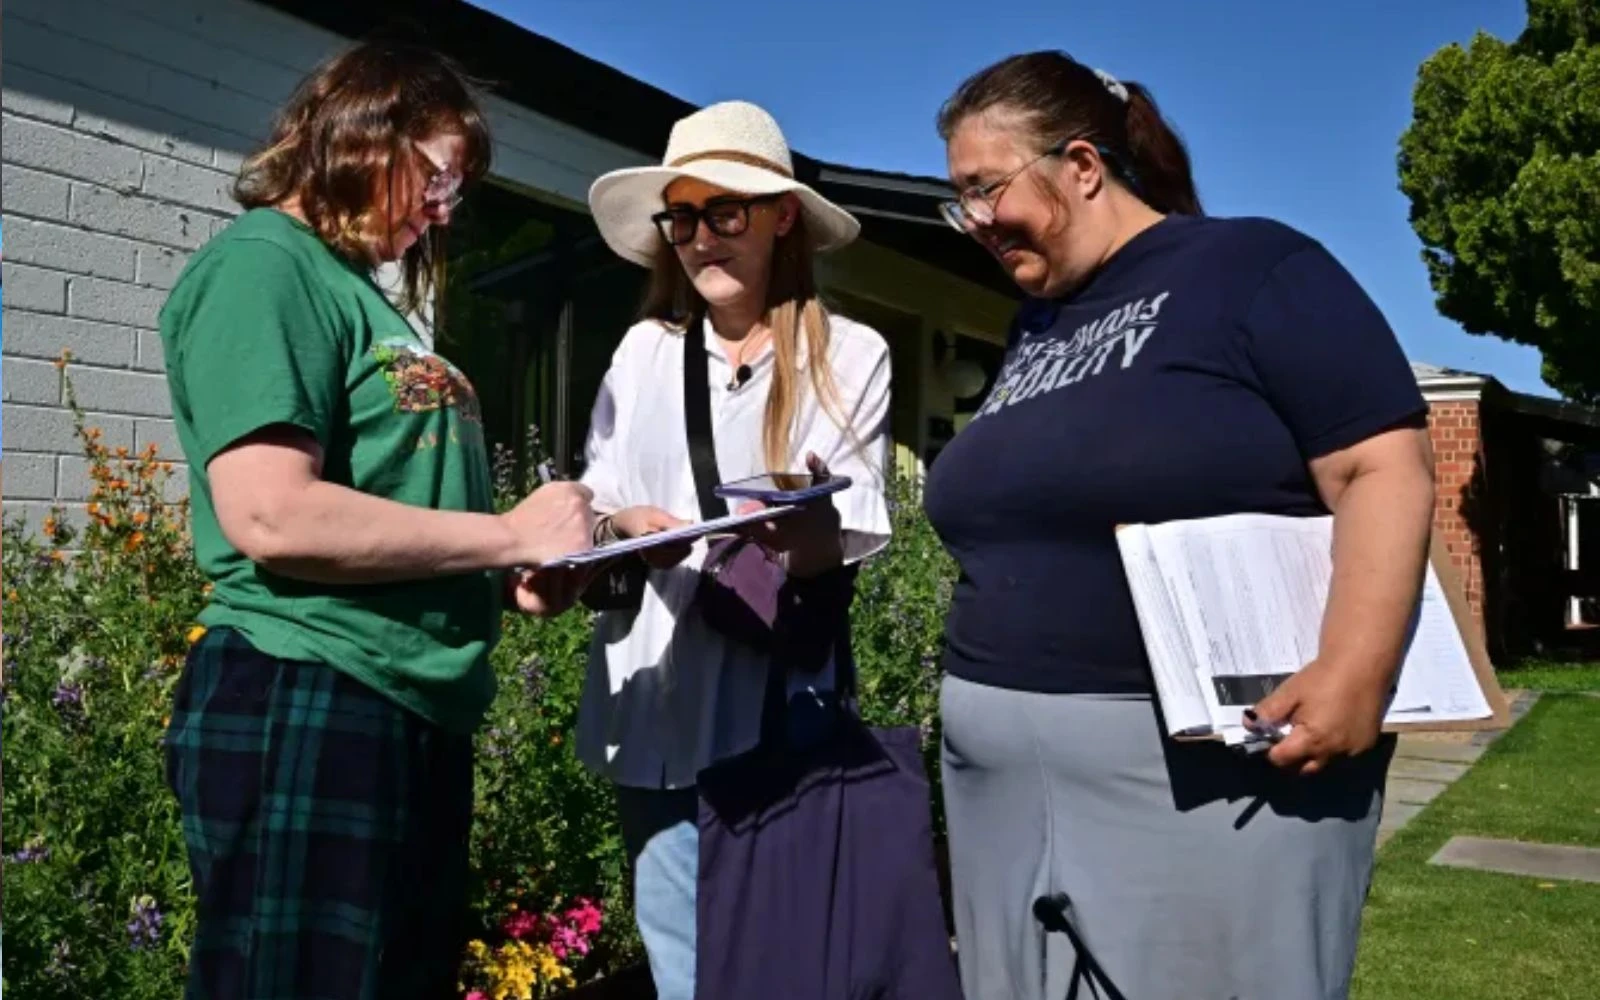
[1,0,657,536]
[1,0,313,533]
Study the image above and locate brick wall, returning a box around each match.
[1427,399,1487,642]
[1,0,648,536]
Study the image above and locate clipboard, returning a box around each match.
[539,505,798,569]
[1116,521,1509,740]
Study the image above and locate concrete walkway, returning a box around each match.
[1376,689,1540,847]
[1429,835,1600,884]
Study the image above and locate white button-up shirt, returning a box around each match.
[575,314,893,789]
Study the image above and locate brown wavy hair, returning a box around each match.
[640,215,856,475]
[233,38,493,317]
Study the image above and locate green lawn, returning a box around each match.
[1497,659,1600,694]
[1352,694,1600,1000]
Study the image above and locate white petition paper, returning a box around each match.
[1120,513,1491,736]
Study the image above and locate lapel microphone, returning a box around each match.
[727,363,753,392]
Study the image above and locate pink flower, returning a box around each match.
[551,924,591,960]
[466,992,488,1000]
[500,909,539,941]
[565,899,603,937]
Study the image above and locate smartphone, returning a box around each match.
[712,472,853,505]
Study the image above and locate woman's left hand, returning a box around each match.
[507,565,594,618]
[1248,658,1390,776]
[735,452,843,578]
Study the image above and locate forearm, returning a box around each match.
[1318,465,1435,685]
[234,479,519,585]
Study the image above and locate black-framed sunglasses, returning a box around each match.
[652,194,782,246]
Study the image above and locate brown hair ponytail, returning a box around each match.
[937,51,1202,216]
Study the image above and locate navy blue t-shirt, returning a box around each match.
[922,214,1427,694]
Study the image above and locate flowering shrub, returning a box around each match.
[2,364,959,998]
[459,897,605,999]
[1,356,206,998]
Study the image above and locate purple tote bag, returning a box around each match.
[680,311,961,1000]
[693,696,963,1000]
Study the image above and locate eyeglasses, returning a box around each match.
[411,140,463,211]
[938,140,1069,233]
[652,194,782,246]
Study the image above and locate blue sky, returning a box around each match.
[471,0,1553,397]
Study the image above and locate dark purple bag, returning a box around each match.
[697,535,785,651]
[681,313,962,1000]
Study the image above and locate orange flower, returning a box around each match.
[124,531,145,552]
[114,446,130,459]
[109,479,129,491]
[86,427,103,442]
[132,512,149,526]
[49,550,67,564]
[87,502,100,515]
[54,349,74,370]
[43,515,58,537]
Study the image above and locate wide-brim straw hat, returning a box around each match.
[588,100,861,267]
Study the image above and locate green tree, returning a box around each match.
[1399,0,1600,399]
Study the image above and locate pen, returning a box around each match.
[1239,708,1292,750]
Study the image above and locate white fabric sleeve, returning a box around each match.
[579,356,629,516]
[799,326,893,565]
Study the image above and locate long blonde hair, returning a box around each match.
[639,215,855,473]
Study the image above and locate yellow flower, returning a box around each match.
[186,625,207,646]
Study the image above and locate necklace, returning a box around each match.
[723,329,770,392]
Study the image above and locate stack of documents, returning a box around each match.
[1115,513,1504,743]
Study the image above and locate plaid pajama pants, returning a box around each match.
[164,627,475,1000]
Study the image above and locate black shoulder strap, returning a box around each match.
[683,314,729,523]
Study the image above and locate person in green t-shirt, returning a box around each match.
[157,39,595,1000]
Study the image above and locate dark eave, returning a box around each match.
[256,0,1019,301]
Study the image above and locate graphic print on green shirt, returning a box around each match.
[158,207,500,733]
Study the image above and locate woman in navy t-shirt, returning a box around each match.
[924,52,1434,999]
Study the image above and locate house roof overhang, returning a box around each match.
[256,0,1020,301]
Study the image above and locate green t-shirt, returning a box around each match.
[159,207,500,733]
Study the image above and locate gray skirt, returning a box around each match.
[940,675,1393,1000]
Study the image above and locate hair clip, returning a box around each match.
[1092,68,1130,103]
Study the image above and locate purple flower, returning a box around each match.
[518,655,546,700]
[484,726,511,760]
[127,894,164,950]
[53,680,84,712]
[8,836,51,864]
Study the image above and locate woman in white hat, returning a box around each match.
[574,101,894,999]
